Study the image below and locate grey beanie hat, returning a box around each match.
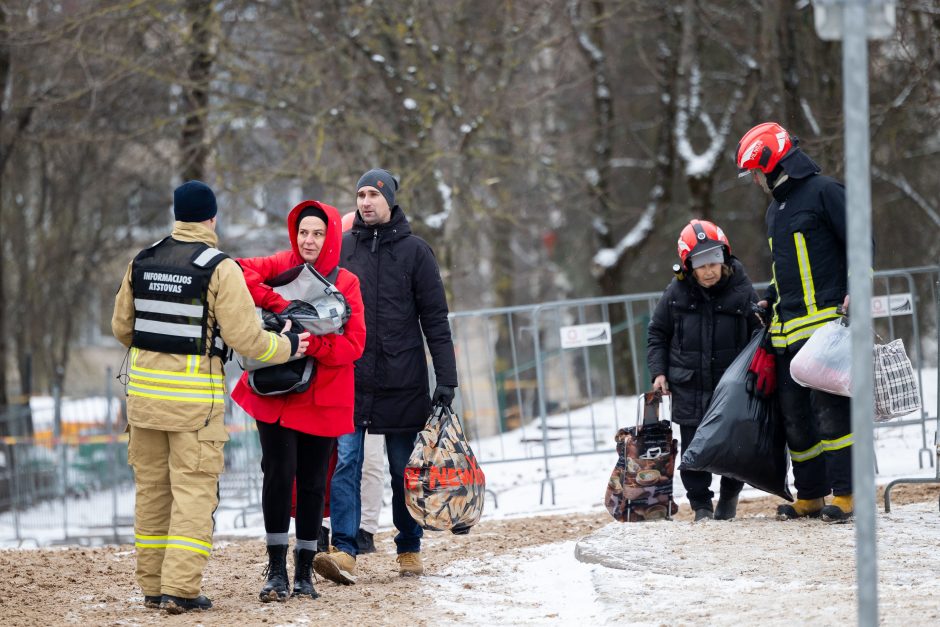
[356,168,399,208]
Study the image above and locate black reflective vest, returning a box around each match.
[131,237,230,357]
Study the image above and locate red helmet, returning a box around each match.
[341,211,356,232]
[677,219,731,269]
[735,122,793,174]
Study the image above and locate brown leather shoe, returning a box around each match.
[313,548,357,585]
[396,552,424,577]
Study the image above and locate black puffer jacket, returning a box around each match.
[647,258,761,425]
[341,206,458,434]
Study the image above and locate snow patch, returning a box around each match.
[592,201,657,268]
[403,98,417,110]
[424,170,453,229]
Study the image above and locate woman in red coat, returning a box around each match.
[231,200,365,603]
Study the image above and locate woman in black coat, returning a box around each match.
[647,220,762,521]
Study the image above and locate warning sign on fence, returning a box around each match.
[871,293,913,318]
[560,322,612,349]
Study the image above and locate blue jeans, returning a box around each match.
[330,426,423,555]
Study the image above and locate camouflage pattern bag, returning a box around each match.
[405,405,486,533]
[604,392,679,522]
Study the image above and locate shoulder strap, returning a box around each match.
[326,266,340,284]
[191,245,230,269]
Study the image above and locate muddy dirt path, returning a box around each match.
[2,483,936,626]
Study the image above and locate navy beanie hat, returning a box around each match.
[173,180,218,222]
[356,169,399,208]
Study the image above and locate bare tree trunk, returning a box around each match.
[569,0,620,295]
[0,5,8,412]
[180,0,214,182]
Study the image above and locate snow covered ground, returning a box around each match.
[427,500,940,626]
[2,370,938,625]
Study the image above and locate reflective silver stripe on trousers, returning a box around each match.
[134,298,203,317]
[134,318,202,338]
[193,248,224,267]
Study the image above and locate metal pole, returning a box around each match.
[106,367,119,543]
[532,307,555,505]
[842,1,878,623]
[53,374,68,542]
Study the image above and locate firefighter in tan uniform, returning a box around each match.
[112,181,309,613]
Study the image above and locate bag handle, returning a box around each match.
[635,391,665,427]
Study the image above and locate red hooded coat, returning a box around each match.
[231,201,366,437]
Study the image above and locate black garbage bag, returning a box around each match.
[679,331,793,502]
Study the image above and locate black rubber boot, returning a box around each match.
[291,548,320,599]
[259,544,290,603]
[161,594,212,613]
[356,529,376,554]
[714,494,739,521]
[694,509,714,521]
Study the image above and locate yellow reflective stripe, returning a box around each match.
[771,321,829,348]
[128,369,225,390]
[128,376,223,392]
[256,333,278,363]
[768,237,783,326]
[790,442,824,463]
[128,387,223,404]
[128,381,223,396]
[187,354,198,374]
[793,232,818,314]
[821,434,854,452]
[135,534,168,547]
[778,307,839,333]
[135,542,210,556]
[166,535,212,549]
[770,309,842,348]
[129,362,222,380]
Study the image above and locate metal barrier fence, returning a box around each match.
[0,265,937,543]
[450,265,940,503]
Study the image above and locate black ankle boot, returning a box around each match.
[291,548,319,599]
[714,494,740,521]
[259,544,289,603]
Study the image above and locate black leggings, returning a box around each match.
[256,420,335,541]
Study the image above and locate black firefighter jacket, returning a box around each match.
[647,258,761,425]
[340,206,458,434]
[762,148,857,352]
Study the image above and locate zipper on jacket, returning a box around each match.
[371,228,379,253]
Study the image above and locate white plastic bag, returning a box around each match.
[873,339,920,422]
[790,320,852,396]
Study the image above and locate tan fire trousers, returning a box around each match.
[128,424,225,598]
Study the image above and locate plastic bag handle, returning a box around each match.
[427,403,456,447]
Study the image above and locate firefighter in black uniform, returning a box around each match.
[735,122,855,522]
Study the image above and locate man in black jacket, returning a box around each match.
[315,169,458,583]
[736,122,854,523]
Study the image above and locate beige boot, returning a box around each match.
[313,548,357,585]
[396,552,424,577]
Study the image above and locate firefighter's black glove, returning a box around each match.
[751,302,770,327]
[432,385,456,408]
[283,331,300,355]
